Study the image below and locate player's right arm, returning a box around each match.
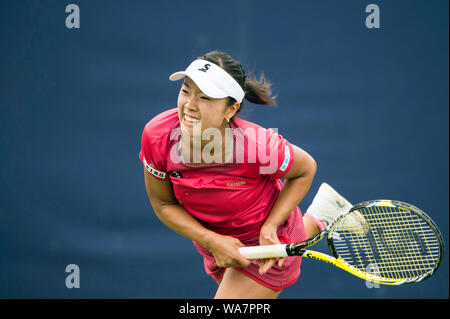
[143,168,250,268]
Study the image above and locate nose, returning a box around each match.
[183,96,198,112]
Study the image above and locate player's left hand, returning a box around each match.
[258,224,285,275]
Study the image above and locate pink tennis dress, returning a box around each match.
[139,108,306,290]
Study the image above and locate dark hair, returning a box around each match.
[197,50,277,117]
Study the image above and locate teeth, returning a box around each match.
[184,115,200,123]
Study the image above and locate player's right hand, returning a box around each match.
[208,235,251,268]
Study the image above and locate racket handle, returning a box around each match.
[239,244,289,259]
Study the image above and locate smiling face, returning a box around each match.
[177,77,239,138]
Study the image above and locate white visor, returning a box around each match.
[169,59,245,103]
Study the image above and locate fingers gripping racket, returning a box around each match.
[239,200,444,285]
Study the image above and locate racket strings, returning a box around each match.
[331,206,441,281]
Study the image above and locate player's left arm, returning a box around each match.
[258,144,317,274]
[264,144,317,229]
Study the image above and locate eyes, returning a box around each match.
[181,89,211,101]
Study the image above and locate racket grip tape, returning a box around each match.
[239,244,290,259]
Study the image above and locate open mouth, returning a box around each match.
[183,114,201,125]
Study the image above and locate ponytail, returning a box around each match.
[243,71,277,106]
[198,50,277,118]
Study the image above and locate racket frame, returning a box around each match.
[322,200,445,284]
[240,199,445,285]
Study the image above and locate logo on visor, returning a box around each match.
[198,64,211,72]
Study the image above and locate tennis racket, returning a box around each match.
[239,200,444,285]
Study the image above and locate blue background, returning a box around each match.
[0,0,448,298]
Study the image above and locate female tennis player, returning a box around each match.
[139,51,352,298]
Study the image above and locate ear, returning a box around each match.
[226,102,240,120]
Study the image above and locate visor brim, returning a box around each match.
[168,71,228,99]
